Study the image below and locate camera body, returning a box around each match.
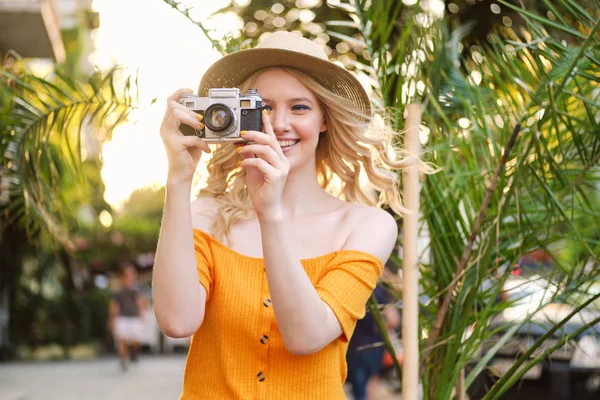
[178,88,263,143]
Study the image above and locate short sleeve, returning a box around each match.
[193,230,215,299]
[315,252,384,342]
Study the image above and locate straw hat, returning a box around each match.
[198,31,371,119]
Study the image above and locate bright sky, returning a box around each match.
[92,0,239,209]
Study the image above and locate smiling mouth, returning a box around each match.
[278,140,299,148]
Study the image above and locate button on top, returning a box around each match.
[263,298,272,307]
[257,372,266,382]
[260,335,269,345]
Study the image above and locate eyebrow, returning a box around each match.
[263,97,315,105]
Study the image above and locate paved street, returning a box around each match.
[0,354,400,400]
[0,355,186,400]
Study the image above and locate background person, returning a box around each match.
[109,264,144,371]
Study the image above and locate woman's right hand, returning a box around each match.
[160,88,211,185]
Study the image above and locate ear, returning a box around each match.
[320,118,327,133]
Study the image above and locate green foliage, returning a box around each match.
[120,185,166,221]
[70,185,164,271]
[13,281,111,351]
[0,48,137,356]
[1,56,137,246]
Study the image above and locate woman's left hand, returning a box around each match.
[237,110,290,220]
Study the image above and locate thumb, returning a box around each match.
[179,135,211,153]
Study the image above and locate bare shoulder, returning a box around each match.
[190,195,219,233]
[342,204,398,264]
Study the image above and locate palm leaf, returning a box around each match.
[1,57,136,246]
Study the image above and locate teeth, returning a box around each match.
[278,140,298,147]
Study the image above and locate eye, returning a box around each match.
[292,104,311,111]
[263,105,273,111]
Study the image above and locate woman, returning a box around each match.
[152,32,408,399]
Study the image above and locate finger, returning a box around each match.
[175,135,211,153]
[198,140,211,154]
[261,109,287,159]
[262,109,275,136]
[167,88,195,103]
[237,150,254,161]
[237,144,282,167]
[240,157,278,176]
[234,144,254,162]
[167,100,204,122]
[241,130,285,160]
[239,130,275,145]
[166,109,204,135]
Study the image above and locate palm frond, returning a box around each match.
[1,57,136,246]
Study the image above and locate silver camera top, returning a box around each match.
[208,88,240,98]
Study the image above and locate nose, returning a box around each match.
[268,109,290,135]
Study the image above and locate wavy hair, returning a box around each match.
[197,67,417,243]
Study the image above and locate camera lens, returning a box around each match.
[205,104,234,135]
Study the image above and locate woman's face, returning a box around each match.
[252,69,326,169]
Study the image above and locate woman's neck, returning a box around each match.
[280,161,335,217]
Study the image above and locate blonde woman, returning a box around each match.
[153,32,408,399]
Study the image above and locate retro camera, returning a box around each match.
[178,88,263,143]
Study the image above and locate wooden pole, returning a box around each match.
[456,368,466,400]
[402,103,422,400]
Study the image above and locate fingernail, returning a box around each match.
[235,146,242,152]
[236,161,242,167]
[186,88,194,92]
[198,122,205,129]
[240,130,247,136]
[263,109,269,116]
[196,114,203,122]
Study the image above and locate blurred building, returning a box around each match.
[0,0,98,70]
[0,0,65,61]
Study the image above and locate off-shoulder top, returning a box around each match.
[180,229,383,400]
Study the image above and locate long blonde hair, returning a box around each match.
[197,67,413,243]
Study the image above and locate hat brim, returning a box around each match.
[198,48,371,119]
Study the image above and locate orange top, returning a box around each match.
[180,229,384,400]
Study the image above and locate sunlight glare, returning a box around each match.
[99,210,113,227]
[458,118,470,129]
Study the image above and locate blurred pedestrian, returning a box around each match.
[153,31,412,399]
[346,281,401,400]
[109,264,144,371]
